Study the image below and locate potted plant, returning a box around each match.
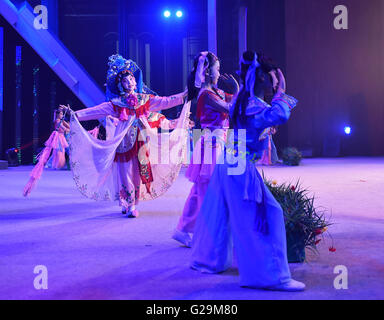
[282,147,302,166]
[264,176,332,263]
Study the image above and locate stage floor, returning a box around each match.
[0,157,383,300]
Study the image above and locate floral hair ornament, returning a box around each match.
[194,51,209,88]
[245,53,261,98]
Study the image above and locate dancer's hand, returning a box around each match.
[168,119,178,130]
[107,115,119,127]
[168,118,194,129]
[276,69,286,94]
[185,112,195,128]
[59,104,73,115]
[188,119,195,129]
[220,73,239,94]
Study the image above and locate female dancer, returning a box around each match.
[257,126,279,165]
[239,51,279,166]
[48,107,70,169]
[63,54,191,218]
[23,106,71,196]
[172,51,239,247]
[191,52,305,291]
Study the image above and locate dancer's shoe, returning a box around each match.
[264,279,306,292]
[127,209,139,218]
[172,229,192,247]
[122,208,127,215]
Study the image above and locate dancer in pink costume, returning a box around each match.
[257,126,279,165]
[49,107,70,169]
[172,51,239,246]
[63,55,191,217]
[23,107,71,196]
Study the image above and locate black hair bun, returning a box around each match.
[242,50,256,63]
[256,52,278,72]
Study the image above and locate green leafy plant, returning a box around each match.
[263,174,332,262]
[282,147,302,166]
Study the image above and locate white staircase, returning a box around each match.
[0,0,105,107]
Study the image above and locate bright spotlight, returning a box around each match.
[344,126,351,135]
[176,10,183,18]
[163,10,171,18]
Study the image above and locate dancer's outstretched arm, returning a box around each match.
[148,89,188,112]
[60,102,115,122]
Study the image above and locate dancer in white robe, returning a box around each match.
[63,55,191,217]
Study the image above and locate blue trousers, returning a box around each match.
[191,161,292,288]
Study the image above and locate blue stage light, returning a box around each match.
[176,10,183,18]
[344,126,351,135]
[163,10,171,18]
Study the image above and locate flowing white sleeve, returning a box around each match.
[75,102,115,121]
[148,93,185,112]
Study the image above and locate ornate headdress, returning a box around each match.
[105,54,156,101]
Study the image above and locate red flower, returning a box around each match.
[126,94,138,107]
[315,239,321,245]
[314,228,323,235]
[329,246,336,252]
[290,185,296,191]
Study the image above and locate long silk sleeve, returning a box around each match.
[75,102,115,121]
[148,92,185,112]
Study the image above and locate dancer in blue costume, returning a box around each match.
[191,52,305,291]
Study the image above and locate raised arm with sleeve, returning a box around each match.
[246,92,298,129]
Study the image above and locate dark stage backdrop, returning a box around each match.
[219,0,384,157]
[284,0,384,156]
[0,14,88,164]
[58,0,207,105]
